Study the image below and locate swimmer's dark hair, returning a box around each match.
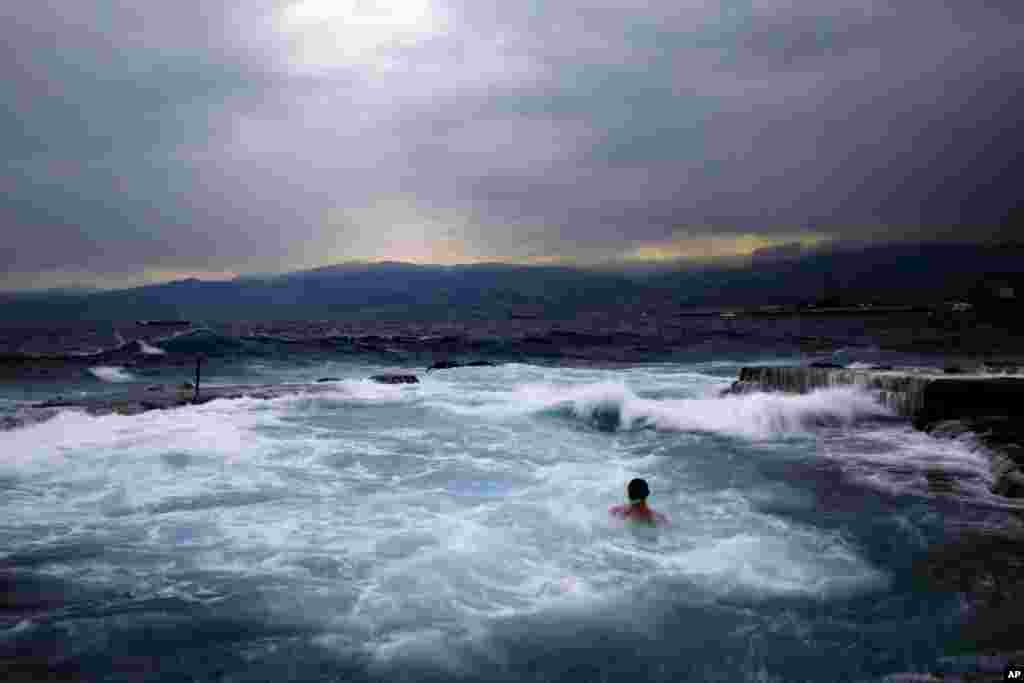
[627,478,649,502]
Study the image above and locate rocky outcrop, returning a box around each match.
[913,531,1024,670]
[730,366,1024,425]
[8,376,406,426]
[3,373,426,429]
[925,417,1024,498]
[426,360,498,372]
[729,365,1024,498]
[25,383,320,418]
[369,373,419,384]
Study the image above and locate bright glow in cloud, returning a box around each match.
[278,0,447,71]
[319,197,478,265]
[1,1,1021,290]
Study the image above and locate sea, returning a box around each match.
[1,325,1022,682]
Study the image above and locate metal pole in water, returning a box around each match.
[193,355,203,403]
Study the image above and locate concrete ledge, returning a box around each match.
[732,366,1024,424]
[5,376,416,427]
[26,383,336,418]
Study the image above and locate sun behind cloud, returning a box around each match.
[278,0,447,71]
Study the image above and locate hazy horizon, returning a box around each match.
[3,237,1020,294]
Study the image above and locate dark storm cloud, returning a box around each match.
[1,1,303,283]
[2,1,1021,288]
[373,0,1023,254]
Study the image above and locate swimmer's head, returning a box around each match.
[627,478,649,503]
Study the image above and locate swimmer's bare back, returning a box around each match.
[609,504,669,527]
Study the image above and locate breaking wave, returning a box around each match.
[493,381,892,438]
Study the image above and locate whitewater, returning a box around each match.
[0,357,1018,682]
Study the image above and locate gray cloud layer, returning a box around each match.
[2,0,1021,288]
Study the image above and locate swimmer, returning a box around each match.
[609,478,668,526]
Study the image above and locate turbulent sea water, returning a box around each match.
[1,334,1022,682]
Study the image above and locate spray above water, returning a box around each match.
[451,380,893,439]
[138,339,166,355]
[88,365,136,382]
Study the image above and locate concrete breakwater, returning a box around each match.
[2,375,420,429]
[730,365,1024,497]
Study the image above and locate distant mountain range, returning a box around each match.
[1,242,1020,323]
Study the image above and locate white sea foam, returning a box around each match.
[88,366,136,382]
[641,386,892,438]
[275,378,413,406]
[0,361,980,674]
[439,380,890,439]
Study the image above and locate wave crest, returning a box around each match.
[521,381,892,438]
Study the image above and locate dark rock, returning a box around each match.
[925,468,957,493]
[997,444,1024,467]
[992,469,1024,498]
[926,420,973,440]
[869,364,894,371]
[145,385,163,392]
[427,360,497,372]
[918,380,1024,425]
[721,380,759,396]
[369,373,419,384]
[963,417,1024,448]
[808,361,844,368]
[797,336,838,351]
[316,377,341,382]
[36,398,75,408]
[916,532,1024,603]
[522,335,555,345]
[915,532,1024,654]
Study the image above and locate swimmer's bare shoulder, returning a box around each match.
[609,479,669,527]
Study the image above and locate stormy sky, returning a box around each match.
[2,1,1021,290]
